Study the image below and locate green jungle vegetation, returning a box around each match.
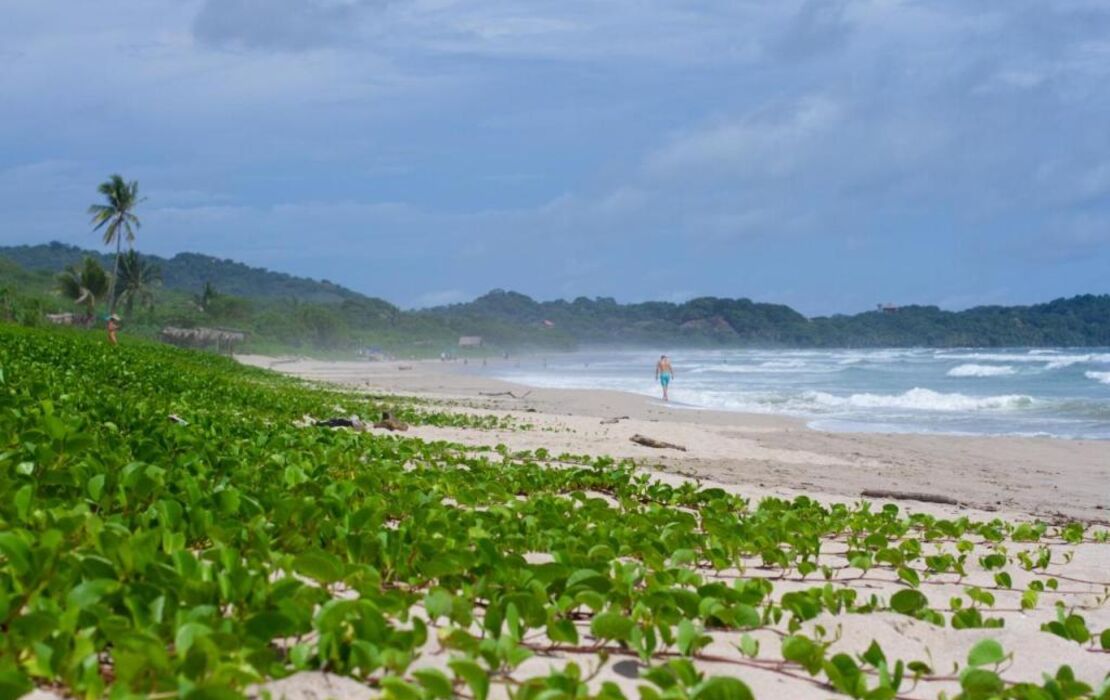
[4,243,1109,357]
[0,245,574,357]
[0,324,1108,699]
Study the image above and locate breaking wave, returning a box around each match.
[1086,371,1110,385]
[803,388,1034,412]
[487,347,1110,438]
[947,364,1016,377]
[939,352,1110,367]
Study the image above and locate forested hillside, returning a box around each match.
[426,289,1110,348]
[3,243,1109,352]
[0,242,372,304]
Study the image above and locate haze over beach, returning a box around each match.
[1,2,1109,700]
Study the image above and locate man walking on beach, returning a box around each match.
[655,354,674,401]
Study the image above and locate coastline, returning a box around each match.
[234,353,1110,700]
[237,355,1110,523]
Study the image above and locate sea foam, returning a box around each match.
[1086,371,1110,385]
[804,388,1034,412]
[947,364,1016,377]
[939,352,1110,367]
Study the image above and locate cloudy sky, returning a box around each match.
[2,0,1108,313]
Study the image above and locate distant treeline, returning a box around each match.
[426,289,1110,348]
[3,242,1108,352]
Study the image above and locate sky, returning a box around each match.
[1,0,1108,314]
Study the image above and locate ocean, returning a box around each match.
[480,348,1110,439]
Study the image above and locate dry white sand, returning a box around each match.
[234,355,1110,700]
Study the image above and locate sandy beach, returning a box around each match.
[230,354,1110,700]
[238,355,1110,524]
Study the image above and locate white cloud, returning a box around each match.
[2,0,1109,313]
[645,97,844,179]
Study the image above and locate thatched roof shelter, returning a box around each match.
[45,312,80,326]
[161,326,247,353]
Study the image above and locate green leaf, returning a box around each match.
[87,474,106,501]
[690,677,754,700]
[733,604,761,628]
[0,533,31,577]
[890,589,928,615]
[449,658,489,700]
[677,619,699,656]
[12,485,32,522]
[412,668,454,698]
[590,611,635,642]
[380,676,422,700]
[782,635,823,675]
[175,622,212,655]
[737,634,759,658]
[547,618,579,645]
[245,611,294,640]
[896,567,920,587]
[670,548,697,566]
[0,670,34,700]
[967,638,1005,667]
[960,668,1003,695]
[425,589,453,620]
[66,579,120,609]
[861,640,886,668]
[293,549,344,584]
[1063,614,1091,643]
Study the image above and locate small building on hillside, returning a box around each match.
[458,336,483,348]
[45,312,80,326]
[876,304,899,314]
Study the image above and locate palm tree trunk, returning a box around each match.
[108,231,121,314]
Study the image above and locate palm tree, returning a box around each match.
[116,250,163,317]
[194,281,218,312]
[88,174,143,313]
[57,257,110,323]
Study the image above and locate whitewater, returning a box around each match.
[481,347,1110,439]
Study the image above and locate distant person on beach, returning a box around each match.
[106,315,120,346]
[655,354,674,401]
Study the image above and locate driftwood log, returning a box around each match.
[860,489,959,506]
[600,416,630,425]
[478,391,532,399]
[374,411,409,432]
[630,434,687,451]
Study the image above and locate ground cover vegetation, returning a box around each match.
[0,324,1107,699]
[4,244,1110,356]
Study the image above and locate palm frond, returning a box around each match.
[90,174,142,247]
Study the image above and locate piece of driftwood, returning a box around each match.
[601,416,630,425]
[478,391,532,399]
[860,489,959,506]
[316,417,361,428]
[630,434,687,451]
[374,411,409,432]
